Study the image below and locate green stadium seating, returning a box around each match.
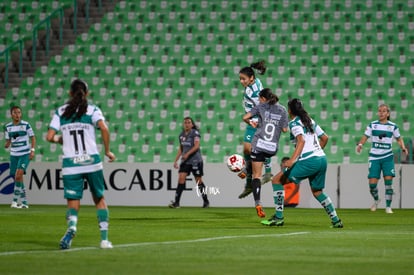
[4,0,413,163]
[0,1,72,48]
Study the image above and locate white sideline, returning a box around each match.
[0,232,309,256]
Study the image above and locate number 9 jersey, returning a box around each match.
[249,102,289,155]
[49,104,105,175]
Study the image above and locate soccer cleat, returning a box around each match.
[100,240,113,249]
[370,199,380,212]
[238,188,252,199]
[255,205,266,218]
[261,173,273,185]
[168,201,180,208]
[385,207,393,214]
[261,215,284,226]
[202,200,210,208]
[331,219,344,228]
[237,168,247,179]
[59,229,76,249]
[10,201,20,208]
[20,204,29,209]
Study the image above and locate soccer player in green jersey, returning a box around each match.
[356,104,408,214]
[4,106,36,209]
[238,60,273,200]
[262,98,343,228]
[46,79,116,249]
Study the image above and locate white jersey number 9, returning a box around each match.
[264,123,275,141]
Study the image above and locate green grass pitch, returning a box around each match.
[0,205,413,275]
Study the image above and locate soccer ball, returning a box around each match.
[226,154,245,173]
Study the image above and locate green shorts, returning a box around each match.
[63,170,106,200]
[244,124,257,143]
[284,156,327,191]
[368,155,395,179]
[9,154,30,176]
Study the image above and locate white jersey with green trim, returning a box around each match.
[4,120,35,156]
[243,78,263,113]
[364,120,401,160]
[289,116,326,160]
[49,104,105,175]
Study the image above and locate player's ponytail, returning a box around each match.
[259,88,279,105]
[62,79,89,121]
[250,60,266,75]
[288,98,314,134]
[239,59,266,79]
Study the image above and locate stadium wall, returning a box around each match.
[0,162,413,209]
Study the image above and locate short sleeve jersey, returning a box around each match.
[363,120,401,160]
[243,78,263,114]
[250,102,289,154]
[289,117,326,160]
[179,128,203,164]
[49,104,105,175]
[4,120,35,156]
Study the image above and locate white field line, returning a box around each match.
[0,232,309,256]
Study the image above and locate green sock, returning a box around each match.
[384,180,393,208]
[316,192,339,223]
[369,183,379,201]
[264,158,272,174]
[66,208,78,232]
[272,184,284,219]
[13,182,22,202]
[97,209,109,241]
[19,183,27,205]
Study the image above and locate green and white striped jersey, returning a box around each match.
[243,78,263,113]
[49,104,105,175]
[4,120,35,156]
[289,117,326,160]
[364,120,401,160]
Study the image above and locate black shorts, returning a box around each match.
[179,162,204,177]
[250,150,275,162]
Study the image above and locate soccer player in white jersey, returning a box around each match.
[356,104,408,214]
[262,98,343,228]
[238,60,273,200]
[4,106,36,209]
[46,79,116,249]
[243,88,288,218]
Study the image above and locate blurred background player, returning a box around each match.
[238,60,273,199]
[356,103,408,214]
[242,88,288,218]
[169,117,209,208]
[4,106,36,209]
[46,79,116,249]
[280,157,300,207]
[262,98,343,228]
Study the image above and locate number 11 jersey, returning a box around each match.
[49,104,105,175]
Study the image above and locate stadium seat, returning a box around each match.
[5,0,412,164]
